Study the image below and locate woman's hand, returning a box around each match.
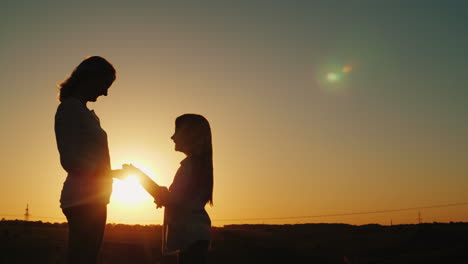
[110,169,129,180]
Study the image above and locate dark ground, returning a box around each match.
[1,220,468,263]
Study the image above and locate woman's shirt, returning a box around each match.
[160,157,212,254]
[54,97,112,209]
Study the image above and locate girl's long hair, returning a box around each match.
[58,56,116,102]
[176,114,214,206]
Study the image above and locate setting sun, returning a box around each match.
[111,176,151,206]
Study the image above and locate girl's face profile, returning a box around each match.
[171,124,191,154]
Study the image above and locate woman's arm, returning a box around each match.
[109,169,128,180]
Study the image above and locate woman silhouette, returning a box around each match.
[128,114,213,264]
[55,56,126,264]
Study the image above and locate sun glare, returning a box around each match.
[111,175,151,206]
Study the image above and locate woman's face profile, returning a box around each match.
[85,76,113,102]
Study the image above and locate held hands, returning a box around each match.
[122,163,144,177]
[113,163,167,209]
[111,163,144,180]
[120,164,163,205]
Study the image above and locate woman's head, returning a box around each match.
[171,114,214,205]
[58,56,116,102]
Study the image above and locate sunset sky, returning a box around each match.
[1,1,467,226]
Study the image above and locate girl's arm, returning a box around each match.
[138,171,160,199]
[123,164,160,199]
[124,165,202,209]
[154,186,203,210]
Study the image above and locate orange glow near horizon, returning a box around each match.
[1,2,468,227]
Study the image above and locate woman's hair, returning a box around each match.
[57,56,116,102]
[176,114,214,206]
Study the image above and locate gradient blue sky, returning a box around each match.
[1,0,467,225]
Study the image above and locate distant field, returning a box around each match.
[1,220,468,263]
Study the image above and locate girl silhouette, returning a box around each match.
[128,114,213,264]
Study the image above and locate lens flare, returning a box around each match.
[342,65,352,73]
[326,72,339,82]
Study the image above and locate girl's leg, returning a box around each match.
[178,240,210,264]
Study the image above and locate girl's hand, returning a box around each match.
[154,186,169,208]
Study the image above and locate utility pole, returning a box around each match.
[24,204,30,222]
[417,211,422,224]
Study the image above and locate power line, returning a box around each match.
[0,214,66,220]
[211,201,468,222]
[2,201,468,223]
